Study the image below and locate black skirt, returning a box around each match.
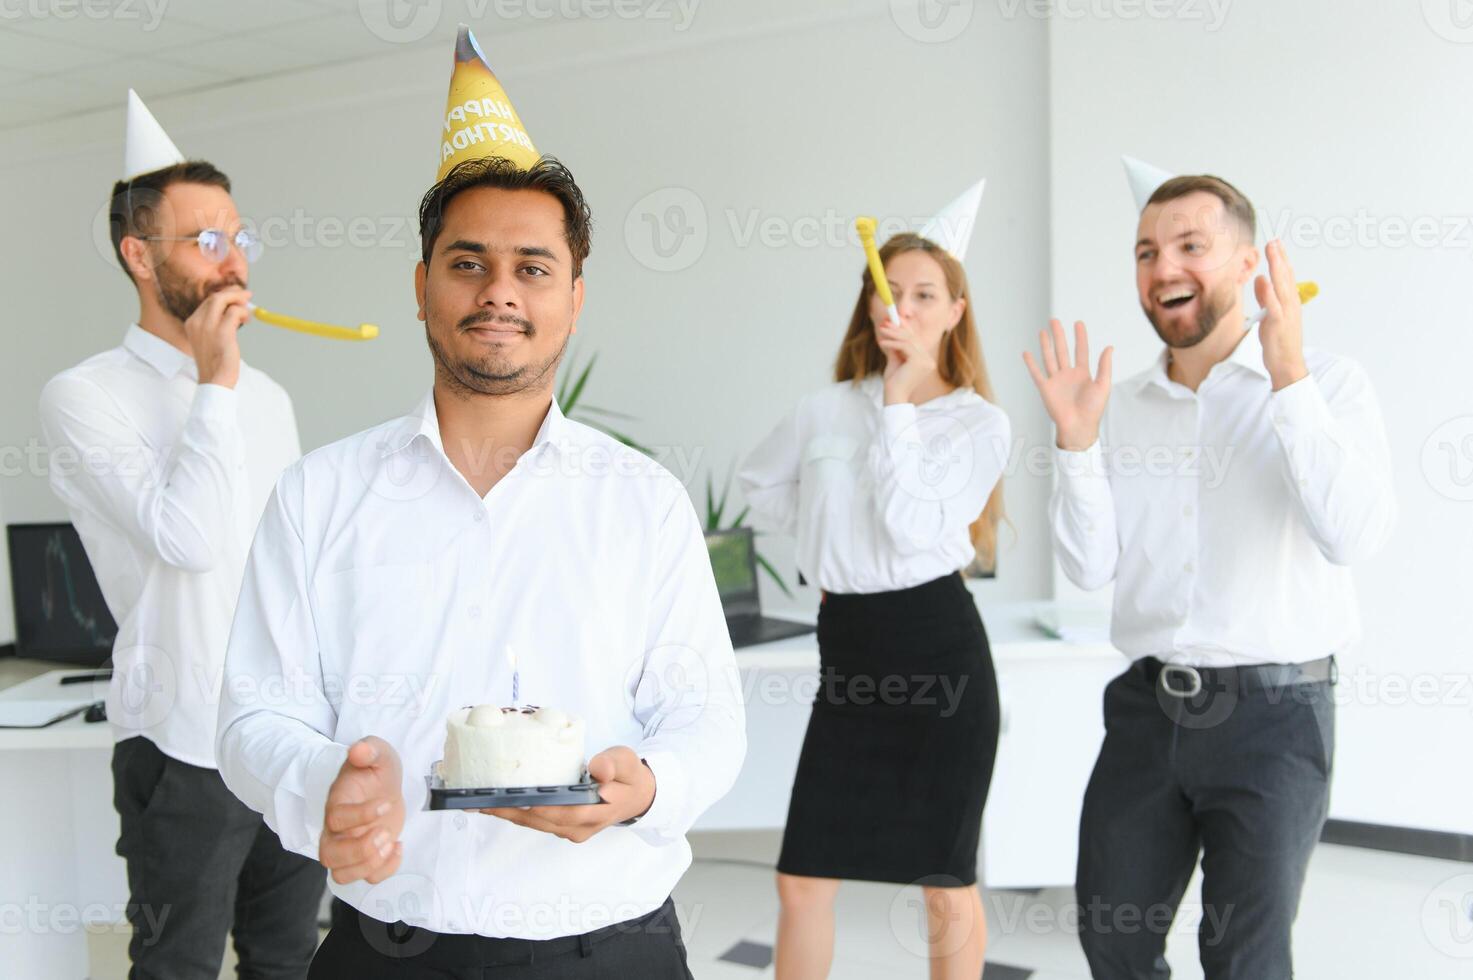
[776,571,1000,886]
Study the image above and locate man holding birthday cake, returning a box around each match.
[216,26,744,978]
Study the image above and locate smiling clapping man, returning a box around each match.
[1023,171,1397,979]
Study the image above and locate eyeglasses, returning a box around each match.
[139,228,263,264]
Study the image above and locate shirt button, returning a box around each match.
[469,604,481,619]
[1184,561,1195,574]
[1182,504,1194,518]
[474,511,485,523]
[454,814,467,830]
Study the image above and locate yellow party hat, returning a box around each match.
[437,24,538,181]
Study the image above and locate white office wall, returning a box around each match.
[1049,0,1473,834]
[0,0,1055,617]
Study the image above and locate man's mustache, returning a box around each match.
[458,311,533,333]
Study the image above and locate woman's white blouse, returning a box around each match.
[738,374,1011,594]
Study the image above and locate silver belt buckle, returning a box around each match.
[1159,663,1203,698]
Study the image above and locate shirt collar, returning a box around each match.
[379,389,569,460]
[1222,326,1271,379]
[857,372,970,407]
[123,323,198,381]
[1143,325,1270,393]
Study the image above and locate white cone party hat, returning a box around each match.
[918,179,985,261]
[1122,155,1175,212]
[123,89,185,181]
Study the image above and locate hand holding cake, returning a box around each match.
[486,744,656,843]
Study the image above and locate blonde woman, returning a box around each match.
[739,231,1010,980]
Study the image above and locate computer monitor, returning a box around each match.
[704,526,760,618]
[6,523,117,666]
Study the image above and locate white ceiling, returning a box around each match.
[0,0,550,131]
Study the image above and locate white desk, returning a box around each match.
[697,600,1124,890]
[0,600,1125,976]
[0,666,123,979]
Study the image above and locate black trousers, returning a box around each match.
[112,735,325,980]
[309,897,694,979]
[1076,659,1335,980]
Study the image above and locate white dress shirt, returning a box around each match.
[1051,328,1397,667]
[38,324,300,768]
[215,390,746,940]
[738,374,1011,594]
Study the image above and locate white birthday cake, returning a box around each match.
[441,705,586,789]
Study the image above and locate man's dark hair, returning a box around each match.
[1147,174,1256,239]
[418,156,592,279]
[109,161,232,282]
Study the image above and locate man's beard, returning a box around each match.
[427,310,568,396]
[1143,278,1237,349]
[154,262,245,322]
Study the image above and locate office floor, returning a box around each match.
[84,831,1472,979]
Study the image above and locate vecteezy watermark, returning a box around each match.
[887,875,982,958]
[0,898,170,942]
[725,209,923,252]
[624,643,719,734]
[357,0,443,43]
[1422,874,1473,958]
[457,895,703,937]
[998,0,1232,29]
[1330,665,1473,712]
[0,437,174,485]
[1422,0,1473,43]
[890,0,975,43]
[624,187,709,272]
[1050,439,1238,489]
[986,892,1233,945]
[108,648,179,732]
[210,665,447,717]
[89,195,423,270]
[736,665,972,717]
[356,0,699,44]
[1423,417,1473,502]
[356,874,705,949]
[487,0,699,29]
[357,874,445,957]
[622,191,951,272]
[886,882,1234,958]
[0,0,169,31]
[1261,208,1473,252]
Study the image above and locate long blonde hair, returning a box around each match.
[832,233,1006,571]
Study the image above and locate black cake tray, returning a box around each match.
[425,760,606,811]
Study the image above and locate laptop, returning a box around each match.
[705,527,815,649]
[6,523,117,667]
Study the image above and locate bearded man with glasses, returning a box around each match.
[38,139,319,978]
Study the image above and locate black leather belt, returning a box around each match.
[1140,655,1337,698]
